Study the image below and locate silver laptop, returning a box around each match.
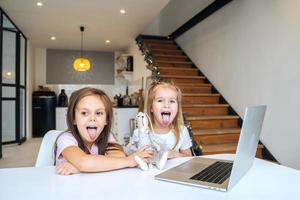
[155,105,266,191]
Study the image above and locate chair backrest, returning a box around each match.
[35,130,62,167]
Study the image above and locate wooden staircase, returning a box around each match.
[142,37,263,158]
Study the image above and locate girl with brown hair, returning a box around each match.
[55,87,152,175]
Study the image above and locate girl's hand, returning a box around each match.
[168,148,192,159]
[168,150,181,159]
[127,145,153,167]
[56,161,80,175]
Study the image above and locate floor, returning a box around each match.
[0,138,42,168]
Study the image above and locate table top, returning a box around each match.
[1,154,300,200]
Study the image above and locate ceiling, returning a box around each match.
[0,0,170,51]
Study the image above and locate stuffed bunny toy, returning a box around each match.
[125,112,168,170]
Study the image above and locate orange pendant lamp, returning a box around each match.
[73,26,91,71]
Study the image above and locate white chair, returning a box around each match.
[35,130,62,167]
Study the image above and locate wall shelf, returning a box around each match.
[116,70,132,82]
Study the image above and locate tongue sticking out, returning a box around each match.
[162,113,171,125]
[87,128,97,140]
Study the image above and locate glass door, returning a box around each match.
[2,28,17,143]
[0,9,27,158]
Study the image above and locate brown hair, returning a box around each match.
[146,81,183,148]
[65,87,113,155]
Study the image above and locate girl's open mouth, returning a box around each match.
[161,111,171,125]
[87,126,97,139]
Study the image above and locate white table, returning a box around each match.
[1,154,300,200]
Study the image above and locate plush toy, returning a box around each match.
[125,112,168,170]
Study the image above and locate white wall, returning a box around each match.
[143,0,214,36]
[175,0,300,169]
[126,40,150,93]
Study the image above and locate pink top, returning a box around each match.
[55,132,116,165]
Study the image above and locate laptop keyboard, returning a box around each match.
[190,161,233,184]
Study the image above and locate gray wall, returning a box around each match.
[46,49,114,84]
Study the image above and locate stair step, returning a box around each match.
[193,128,241,145]
[144,39,174,44]
[151,48,184,56]
[182,104,229,116]
[158,63,194,68]
[148,43,179,50]
[201,143,264,158]
[157,60,193,68]
[159,67,199,76]
[162,75,205,84]
[177,82,211,86]
[157,60,192,64]
[193,127,241,135]
[187,115,239,129]
[183,104,229,108]
[179,84,212,93]
[153,54,189,62]
[182,93,220,104]
[187,115,239,120]
[151,48,183,52]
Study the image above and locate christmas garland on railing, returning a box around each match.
[183,113,203,156]
[136,36,161,82]
[185,121,203,156]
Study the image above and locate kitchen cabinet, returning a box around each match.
[55,107,68,131]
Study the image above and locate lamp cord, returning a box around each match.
[80,26,84,58]
[81,31,83,57]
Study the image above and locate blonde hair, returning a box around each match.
[146,81,183,148]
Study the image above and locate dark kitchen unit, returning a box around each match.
[32,91,56,137]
